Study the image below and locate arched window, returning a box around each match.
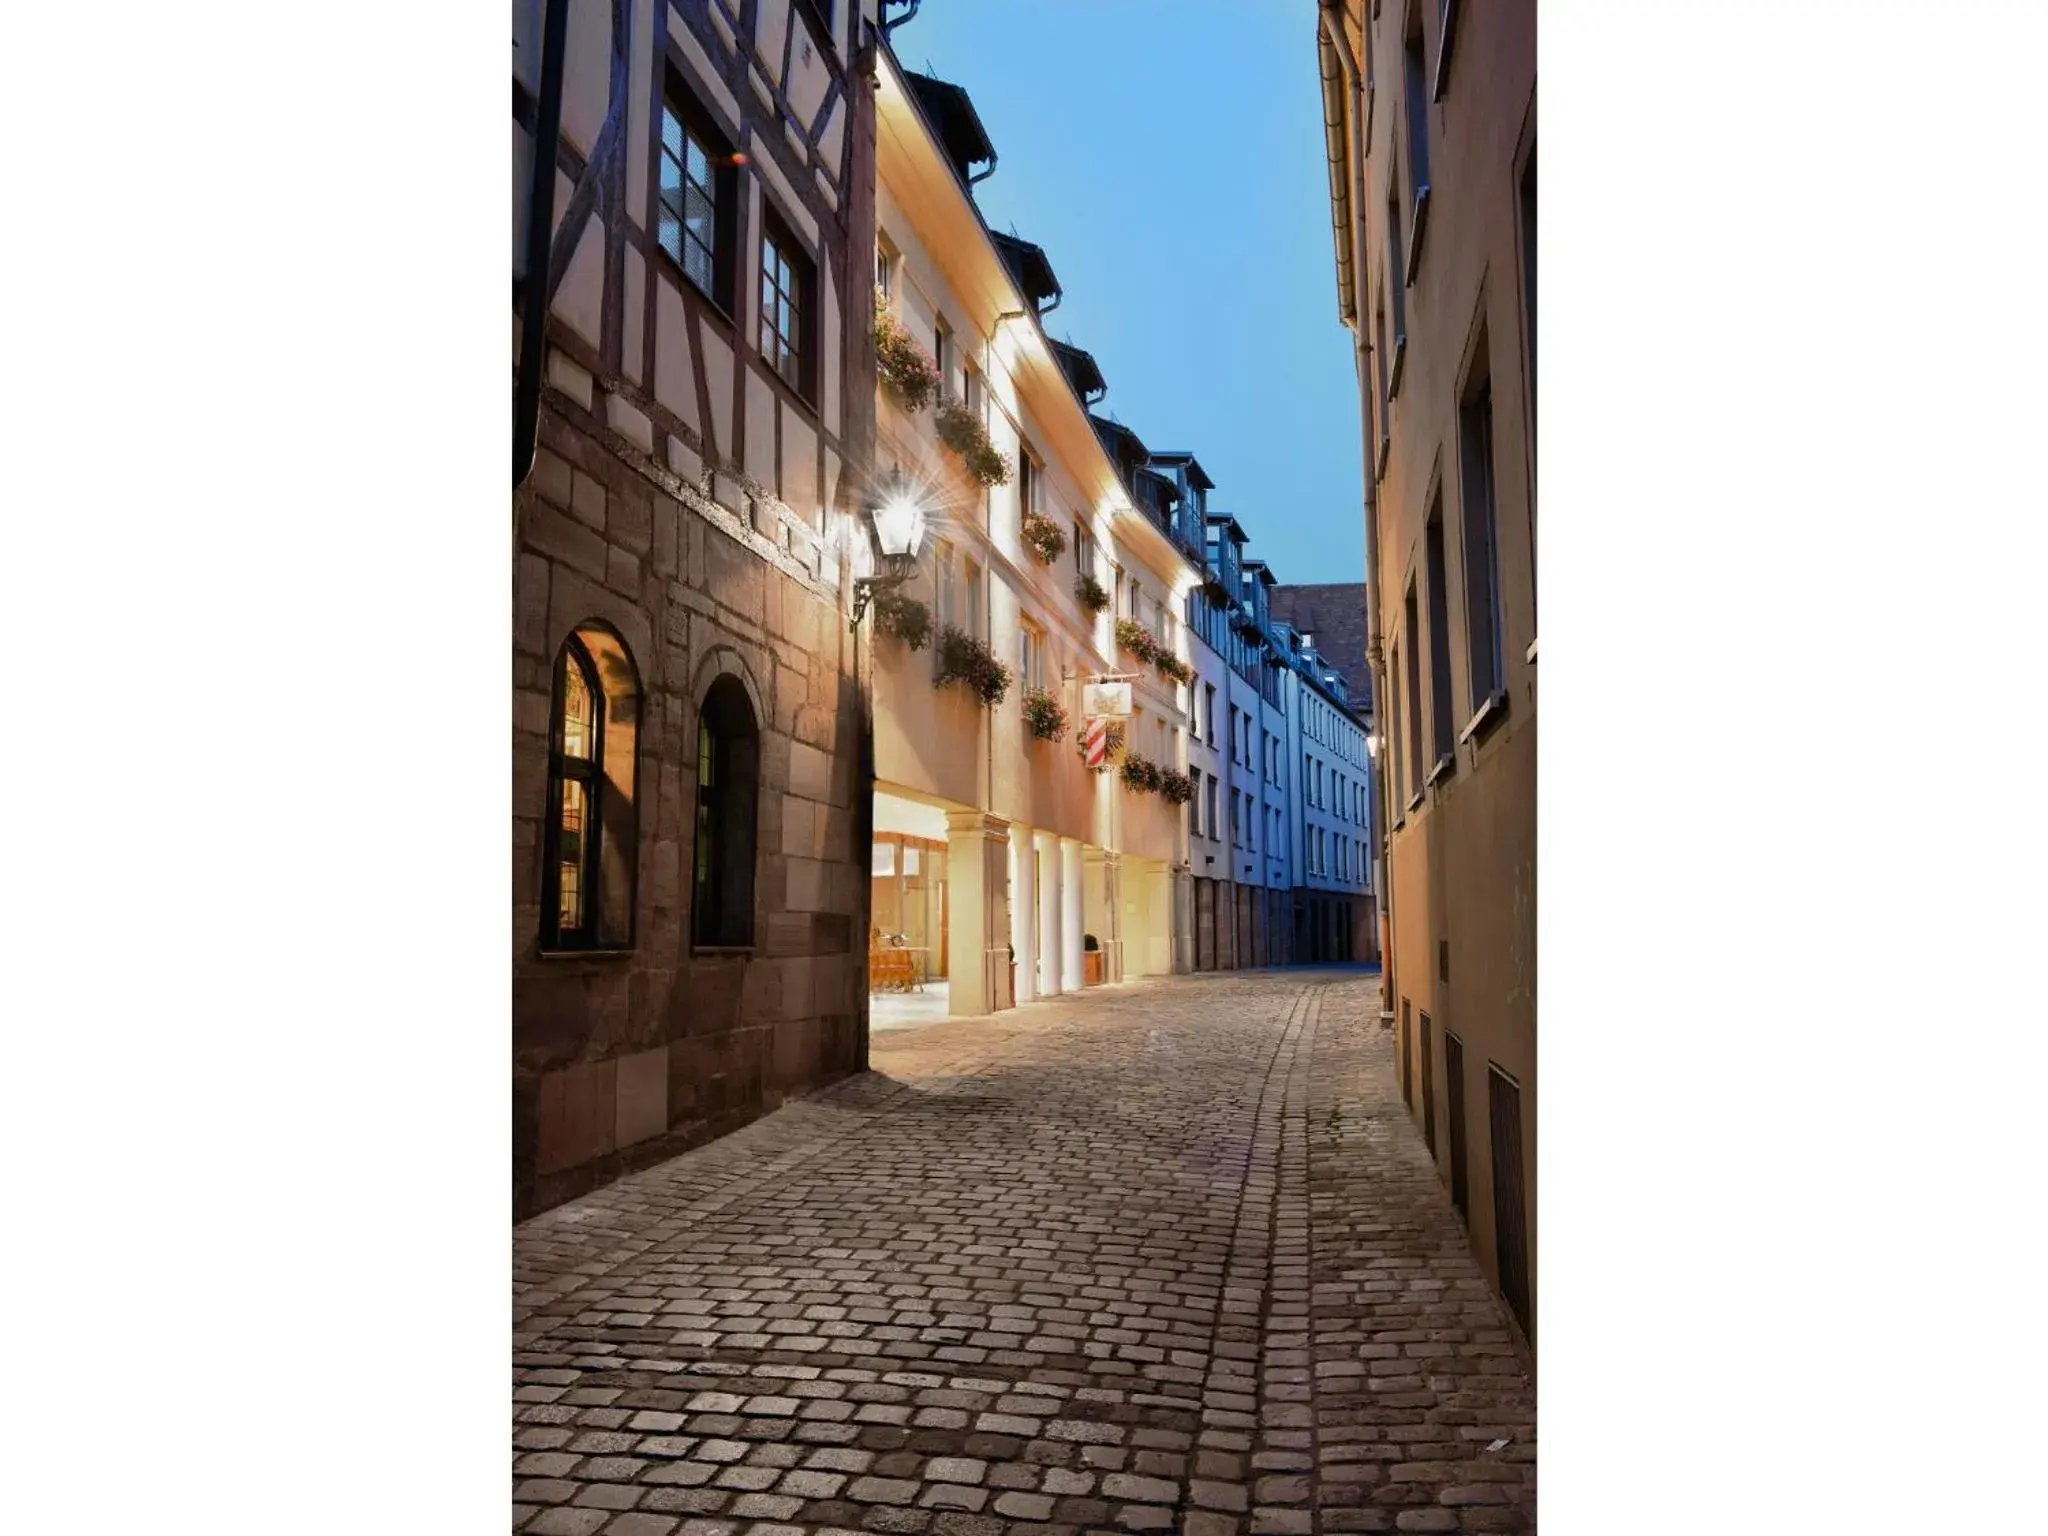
[692,675,760,949]
[542,625,640,950]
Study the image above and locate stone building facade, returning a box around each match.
[1318,0,1538,1347]
[512,0,881,1218]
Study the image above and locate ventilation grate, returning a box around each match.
[1488,1063,1532,1337]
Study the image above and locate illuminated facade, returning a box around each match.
[511,0,881,1217]
[865,48,1202,1020]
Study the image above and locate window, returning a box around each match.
[759,213,815,400]
[1432,0,1461,101]
[1521,144,1537,440]
[1230,791,1241,847]
[1371,283,1392,473]
[1458,344,1505,713]
[1420,1010,1436,1153]
[875,235,898,302]
[658,78,738,310]
[693,674,760,949]
[1444,1030,1469,1218]
[934,320,951,393]
[1228,707,1238,762]
[1075,520,1096,578]
[1018,620,1044,692]
[1403,584,1423,804]
[933,539,956,629]
[1204,685,1216,745]
[964,363,984,418]
[1520,142,1538,630]
[1018,452,1036,520]
[1206,773,1218,843]
[1400,997,1413,1106]
[1425,503,1456,768]
[963,558,983,638]
[542,625,641,950]
[1384,191,1408,391]
[1389,641,1405,808]
[1401,5,1433,277]
[1489,1064,1532,1335]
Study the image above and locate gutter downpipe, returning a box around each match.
[514,0,571,488]
[1321,3,1394,1018]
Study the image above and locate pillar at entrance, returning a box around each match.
[1008,823,1036,1005]
[1060,838,1084,992]
[1102,851,1125,984]
[946,809,1013,1016]
[1172,867,1194,975]
[1035,831,1062,998]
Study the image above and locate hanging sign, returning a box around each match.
[1082,681,1132,719]
[1082,715,1111,769]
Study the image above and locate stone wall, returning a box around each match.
[513,388,867,1220]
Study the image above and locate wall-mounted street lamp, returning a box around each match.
[851,478,929,629]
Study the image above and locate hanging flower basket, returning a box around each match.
[875,302,940,413]
[1115,618,1160,665]
[935,397,1013,488]
[1159,767,1196,805]
[1153,652,1193,686]
[934,626,1012,707]
[1020,510,1067,566]
[1074,572,1110,614]
[871,589,931,651]
[1120,753,1165,794]
[1022,686,1068,742]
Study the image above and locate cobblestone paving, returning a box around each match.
[514,969,1536,1535]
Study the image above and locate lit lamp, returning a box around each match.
[851,478,928,628]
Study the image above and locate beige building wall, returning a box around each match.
[868,45,1200,1008]
[1321,0,1537,1349]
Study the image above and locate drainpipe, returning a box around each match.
[968,149,998,188]
[1320,1,1395,1017]
[514,0,571,488]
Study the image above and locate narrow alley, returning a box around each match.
[514,970,1536,1535]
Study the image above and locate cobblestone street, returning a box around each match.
[514,969,1537,1536]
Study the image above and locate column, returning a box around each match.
[1060,837,1084,991]
[1103,851,1125,983]
[1008,822,1035,1005]
[945,809,1012,1017]
[1171,867,1193,974]
[1036,831,1063,997]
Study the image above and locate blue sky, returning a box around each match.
[892,0,1366,585]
